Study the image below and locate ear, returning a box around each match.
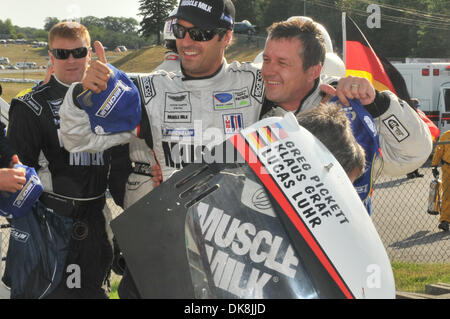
[307,64,322,82]
[48,50,55,66]
[221,30,233,47]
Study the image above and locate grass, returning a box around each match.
[391,262,450,293]
[0,40,262,103]
[0,44,49,67]
[1,82,36,103]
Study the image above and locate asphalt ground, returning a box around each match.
[372,162,450,263]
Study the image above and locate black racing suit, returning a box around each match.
[7,75,114,298]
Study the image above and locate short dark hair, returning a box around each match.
[266,19,326,71]
[296,103,366,178]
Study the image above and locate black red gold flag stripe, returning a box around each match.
[345,15,397,93]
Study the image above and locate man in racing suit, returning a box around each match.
[7,22,114,298]
[60,0,267,184]
[431,130,450,232]
[59,1,381,298]
[124,13,180,209]
[259,18,433,214]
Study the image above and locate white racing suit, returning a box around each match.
[124,52,181,209]
[59,59,265,183]
[59,59,264,298]
[261,75,433,212]
[262,74,432,177]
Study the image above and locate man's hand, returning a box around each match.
[9,154,20,168]
[82,41,112,94]
[0,167,26,193]
[320,76,375,106]
[151,164,163,188]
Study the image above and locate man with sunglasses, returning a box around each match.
[6,21,116,299]
[60,0,377,180]
[60,0,266,184]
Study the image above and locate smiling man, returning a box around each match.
[58,1,386,298]
[259,18,433,214]
[59,0,266,299]
[60,0,266,184]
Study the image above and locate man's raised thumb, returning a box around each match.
[94,41,107,64]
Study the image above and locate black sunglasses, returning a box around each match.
[172,24,227,42]
[50,47,89,59]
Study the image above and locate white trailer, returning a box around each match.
[392,62,450,133]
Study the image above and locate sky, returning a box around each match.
[1,0,142,29]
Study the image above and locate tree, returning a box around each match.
[0,19,15,38]
[44,17,60,31]
[232,0,266,30]
[138,0,178,44]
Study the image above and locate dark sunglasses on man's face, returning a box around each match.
[50,47,89,59]
[172,24,227,42]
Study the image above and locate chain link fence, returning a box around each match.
[372,160,449,263]
[1,152,449,281]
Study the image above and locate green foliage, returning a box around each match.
[44,17,60,32]
[1,1,449,58]
[0,19,15,38]
[79,16,149,50]
[138,0,178,44]
[230,0,450,59]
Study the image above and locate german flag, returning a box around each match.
[247,130,267,150]
[259,126,278,144]
[344,15,397,94]
[344,14,439,139]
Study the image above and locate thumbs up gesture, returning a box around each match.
[82,41,112,94]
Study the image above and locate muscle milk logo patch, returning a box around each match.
[95,80,131,118]
[383,115,409,142]
[180,0,212,13]
[223,113,243,134]
[165,92,192,123]
[194,202,299,298]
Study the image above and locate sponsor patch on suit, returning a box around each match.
[214,88,251,110]
[165,92,192,123]
[383,115,409,142]
[223,113,243,134]
[162,127,195,137]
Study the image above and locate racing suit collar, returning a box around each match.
[51,74,71,88]
[294,77,321,115]
[181,60,225,81]
[260,77,325,118]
